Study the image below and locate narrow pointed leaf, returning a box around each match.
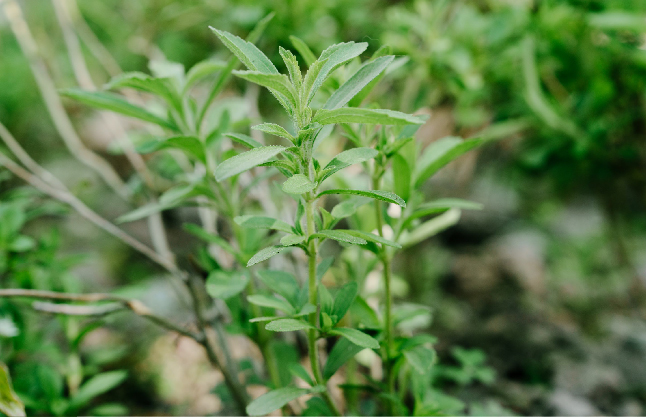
[289,363,315,386]
[343,230,401,248]
[233,71,296,103]
[210,28,278,74]
[0,364,25,417]
[246,387,310,416]
[403,198,483,229]
[323,56,394,110]
[104,72,179,108]
[247,245,292,267]
[312,230,367,245]
[314,107,424,126]
[280,234,306,246]
[60,89,176,130]
[252,123,295,142]
[282,174,316,195]
[318,189,406,207]
[403,346,436,375]
[392,154,411,202]
[289,35,316,66]
[332,282,358,323]
[414,136,484,187]
[225,133,262,149]
[329,328,379,349]
[206,271,249,299]
[247,295,294,314]
[235,215,294,234]
[257,270,300,305]
[184,59,227,91]
[323,337,365,380]
[265,318,314,332]
[400,208,461,247]
[307,42,368,103]
[215,146,285,181]
[320,147,378,182]
[158,136,205,162]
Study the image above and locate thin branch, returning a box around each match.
[2,0,129,199]
[0,289,198,340]
[0,150,179,275]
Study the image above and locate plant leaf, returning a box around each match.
[323,338,364,380]
[247,295,294,314]
[60,89,177,131]
[318,189,406,207]
[319,147,378,182]
[403,346,436,375]
[69,370,128,410]
[183,224,238,256]
[206,271,249,299]
[307,42,368,104]
[215,146,285,181]
[400,208,461,247]
[104,72,180,109]
[252,123,296,142]
[257,270,300,306]
[0,363,25,417]
[184,59,227,91]
[265,318,314,332]
[280,234,306,246]
[210,29,278,74]
[282,174,316,195]
[289,35,317,66]
[312,229,367,245]
[332,282,358,323]
[329,328,379,349]
[247,245,292,267]
[235,215,295,234]
[323,56,394,110]
[233,71,296,103]
[225,133,263,149]
[280,47,302,88]
[289,363,314,386]
[246,387,310,416]
[342,230,401,248]
[157,136,205,163]
[414,136,484,188]
[392,154,411,202]
[313,108,423,126]
[402,198,483,229]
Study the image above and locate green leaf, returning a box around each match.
[318,189,406,207]
[9,235,35,252]
[104,72,180,109]
[342,230,401,248]
[280,47,302,88]
[280,235,306,246]
[252,123,296,142]
[404,346,436,375]
[312,230,367,245]
[206,271,249,299]
[307,42,368,104]
[210,28,278,74]
[265,319,314,332]
[257,270,300,306]
[323,338,365,380]
[289,36,317,66]
[215,146,285,181]
[0,363,25,417]
[69,370,127,410]
[247,245,292,267]
[184,59,227,91]
[183,224,238,256]
[282,174,316,195]
[60,89,177,131]
[247,295,294,314]
[323,56,394,110]
[289,363,314,386]
[392,154,411,202]
[246,387,310,416]
[233,71,296,103]
[313,108,423,126]
[116,202,170,224]
[414,136,484,188]
[319,147,378,182]
[332,282,358,323]
[158,136,205,163]
[329,328,379,349]
[350,296,380,329]
[403,199,483,229]
[400,208,461,247]
[316,257,335,281]
[225,133,263,149]
[330,198,370,219]
[234,215,295,234]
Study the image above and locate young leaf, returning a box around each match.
[330,198,370,219]
[232,71,296,103]
[184,59,227,91]
[316,257,335,281]
[60,89,177,131]
[331,282,358,323]
[257,270,300,306]
[289,35,317,66]
[350,296,381,329]
[289,363,314,386]
[246,387,310,416]
[404,346,436,375]
[265,318,314,332]
[313,108,424,126]
[282,174,316,195]
[210,28,279,74]
[252,123,296,142]
[319,147,378,182]
[306,42,368,104]
[323,338,365,380]
[400,208,461,247]
[215,146,285,181]
[225,132,263,149]
[323,56,394,110]
[68,371,128,410]
[318,189,406,207]
[343,230,401,248]
[329,328,379,350]
[157,136,206,163]
[247,295,294,314]
[402,198,483,229]
[414,136,484,188]
[280,234,306,246]
[247,245,292,267]
[0,364,25,417]
[235,215,295,234]
[206,271,249,299]
[280,47,302,89]
[104,72,179,109]
[312,230,367,245]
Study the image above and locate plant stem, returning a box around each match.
[372,175,396,414]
